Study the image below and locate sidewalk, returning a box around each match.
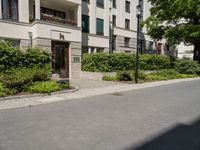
[0,77,200,111]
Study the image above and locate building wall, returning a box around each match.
[82,0,163,54]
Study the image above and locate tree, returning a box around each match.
[144,0,200,62]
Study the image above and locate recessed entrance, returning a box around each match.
[52,41,69,78]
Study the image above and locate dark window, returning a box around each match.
[82,15,90,33]
[125,1,130,13]
[97,0,104,8]
[2,0,18,21]
[96,18,104,35]
[124,37,130,47]
[112,15,116,27]
[125,19,130,29]
[82,0,90,2]
[113,0,116,8]
[96,48,104,53]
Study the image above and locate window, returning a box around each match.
[125,19,130,29]
[2,39,20,47]
[124,37,130,47]
[112,15,116,27]
[113,0,116,8]
[2,0,18,21]
[96,48,104,53]
[125,1,130,13]
[96,18,104,35]
[82,15,90,33]
[97,0,104,8]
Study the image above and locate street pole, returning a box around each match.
[135,4,141,84]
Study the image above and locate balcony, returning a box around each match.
[29,0,81,27]
[40,13,77,26]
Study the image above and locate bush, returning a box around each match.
[0,66,51,91]
[117,71,133,81]
[26,81,62,94]
[174,59,200,75]
[139,54,172,70]
[0,83,16,97]
[145,74,168,81]
[0,41,52,72]
[82,53,173,72]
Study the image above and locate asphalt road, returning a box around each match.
[0,80,200,150]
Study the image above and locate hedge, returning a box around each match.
[0,41,52,72]
[82,53,173,72]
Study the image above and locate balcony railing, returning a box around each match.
[38,13,77,26]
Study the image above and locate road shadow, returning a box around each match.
[123,118,200,150]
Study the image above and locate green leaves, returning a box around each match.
[145,0,200,46]
[0,41,52,72]
[82,53,173,72]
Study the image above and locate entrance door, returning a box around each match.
[52,41,69,78]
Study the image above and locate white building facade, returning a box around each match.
[0,0,82,79]
[81,0,167,54]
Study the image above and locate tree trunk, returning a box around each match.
[193,43,200,63]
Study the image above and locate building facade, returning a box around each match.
[0,0,82,79]
[81,0,166,54]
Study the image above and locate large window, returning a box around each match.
[97,0,104,8]
[82,15,90,33]
[96,18,104,35]
[2,0,18,21]
[125,19,130,29]
[124,37,130,47]
[113,0,116,8]
[112,15,116,27]
[125,1,130,13]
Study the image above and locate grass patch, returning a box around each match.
[144,69,197,81]
[26,80,69,94]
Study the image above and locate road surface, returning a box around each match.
[0,80,200,150]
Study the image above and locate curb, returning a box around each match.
[0,86,79,102]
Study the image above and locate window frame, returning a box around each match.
[96,18,104,36]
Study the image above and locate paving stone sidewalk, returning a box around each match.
[0,77,200,111]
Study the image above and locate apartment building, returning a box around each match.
[82,0,166,54]
[0,0,82,79]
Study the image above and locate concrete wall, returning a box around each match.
[71,42,82,79]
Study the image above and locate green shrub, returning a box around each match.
[32,65,52,82]
[116,71,133,81]
[82,53,173,72]
[23,48,52,68]
[0,41,52,72]
[144,69,197,81]
[174,59,200,75]
[0,66,51,91]
[0,42,23,71]
[145,74,168,81]
[102,75,118,81]
[0,68,35,91]
[0,83,16,97]
[139,54,172,70]
[26,81,61,93]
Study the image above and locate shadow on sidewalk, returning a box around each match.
[123,118,200,150]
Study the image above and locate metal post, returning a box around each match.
[135,15,140,83]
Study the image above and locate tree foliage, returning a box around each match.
[144,0,200,62]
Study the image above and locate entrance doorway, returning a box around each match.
[52,41,69,78]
